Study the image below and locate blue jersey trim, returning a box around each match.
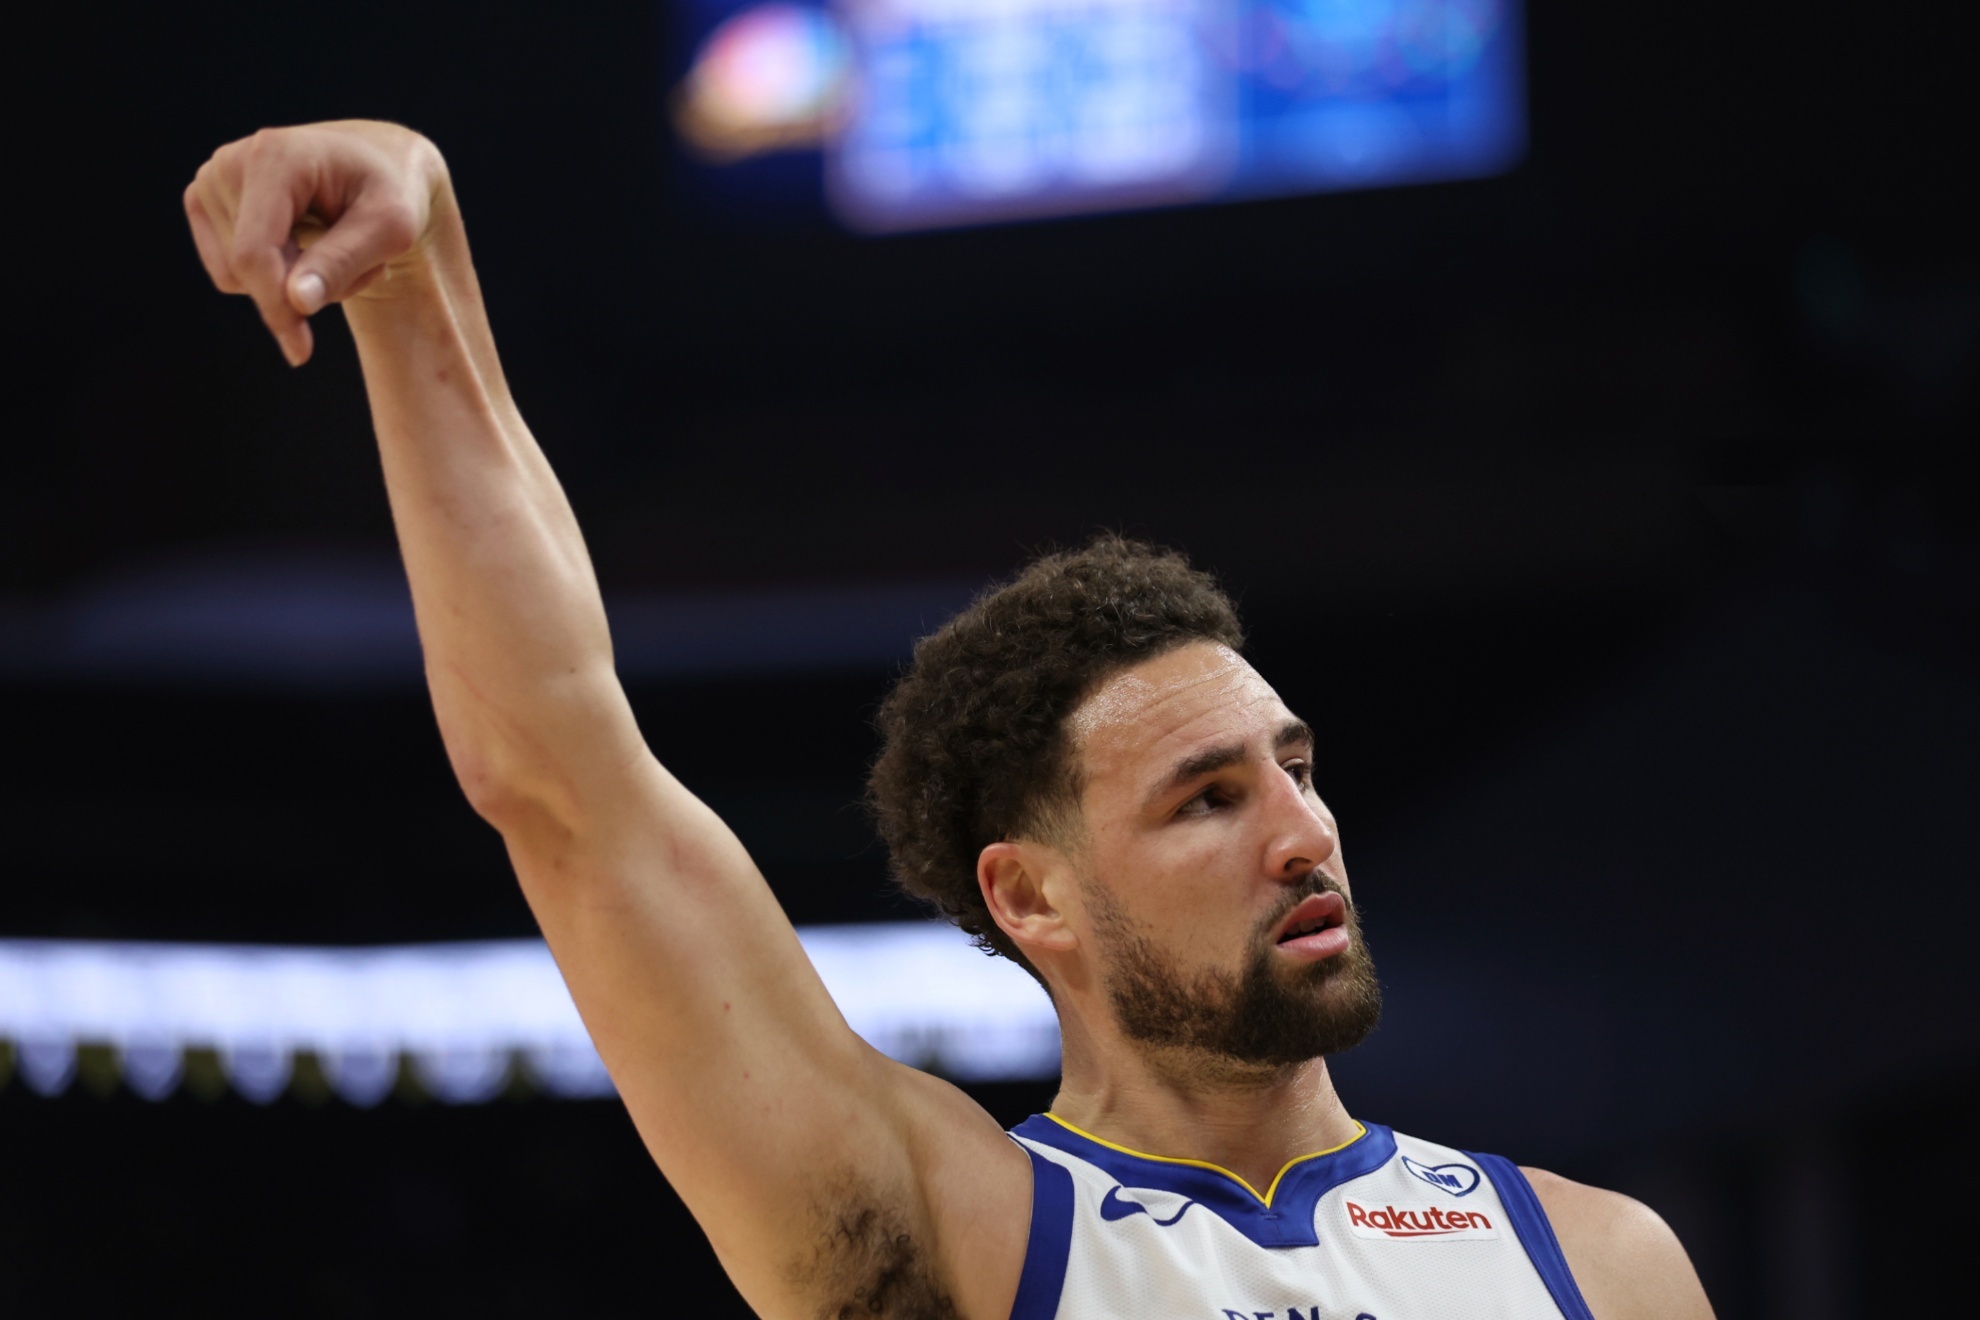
[1009,1139,1075,1320]
[1011,1114,1397,1250]
[1470,1152,1596,1320]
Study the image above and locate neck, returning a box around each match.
[1047,1013,1362,1199]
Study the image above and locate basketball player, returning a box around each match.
[185,121,1716,1319]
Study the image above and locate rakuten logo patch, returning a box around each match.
[1343,1200,1499,1241]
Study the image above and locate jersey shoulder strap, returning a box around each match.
[1465,1149,1597,1320]
[1008,1139,1076,1320]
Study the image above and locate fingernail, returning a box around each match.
[292,272,327,315]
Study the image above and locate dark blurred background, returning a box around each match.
[3,1,1976,1316]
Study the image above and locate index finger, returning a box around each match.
[183,186,243,295]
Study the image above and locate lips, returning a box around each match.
[1273,891,1346,944]
[1271,891,1351,961]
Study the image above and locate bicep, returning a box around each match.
[505,754,864,1180]
[499,751,1021,1314]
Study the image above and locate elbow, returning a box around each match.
[444,737,569,837]
[453,753,530,829]
[429,668,629,838]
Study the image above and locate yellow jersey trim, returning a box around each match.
[1040,1112,1370,1208]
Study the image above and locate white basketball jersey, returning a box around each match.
[1006,1114,1594,1320]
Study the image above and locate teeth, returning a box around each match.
[1278,911,1336,942]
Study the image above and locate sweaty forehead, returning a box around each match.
[1068,642,1285,781]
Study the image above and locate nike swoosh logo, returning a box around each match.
[1101,1185,1196,1227]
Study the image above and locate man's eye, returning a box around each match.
[1284,760,1314,788]
[1178,787,1225,816]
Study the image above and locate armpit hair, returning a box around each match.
[788,1176,961,1320]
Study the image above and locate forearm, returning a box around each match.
[343,195,631,822]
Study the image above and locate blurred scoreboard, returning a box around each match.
[673,0,1524,232]
[829,0,1239,231]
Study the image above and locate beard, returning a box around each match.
[1086,873,1383,1070]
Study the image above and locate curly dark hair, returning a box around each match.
[868,535,1244,979]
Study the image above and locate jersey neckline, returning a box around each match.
[1037,1112,1370,1206]
[1011,1113,1400,1249]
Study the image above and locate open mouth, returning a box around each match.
[1273,891,1346,946]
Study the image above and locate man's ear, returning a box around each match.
[978,840,1077,961]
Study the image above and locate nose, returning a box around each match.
[1262,767,1336,881]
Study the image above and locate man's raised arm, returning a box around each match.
[184,122,1027,1318]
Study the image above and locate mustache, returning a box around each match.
[1251,872,1355,942]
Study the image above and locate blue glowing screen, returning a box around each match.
[672,0,1523,232]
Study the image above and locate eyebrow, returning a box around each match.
[1147,718,1315,807]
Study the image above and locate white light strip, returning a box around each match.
[0,924,1059,1104]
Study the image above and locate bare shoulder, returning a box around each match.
[1522,1167,1716,1320]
